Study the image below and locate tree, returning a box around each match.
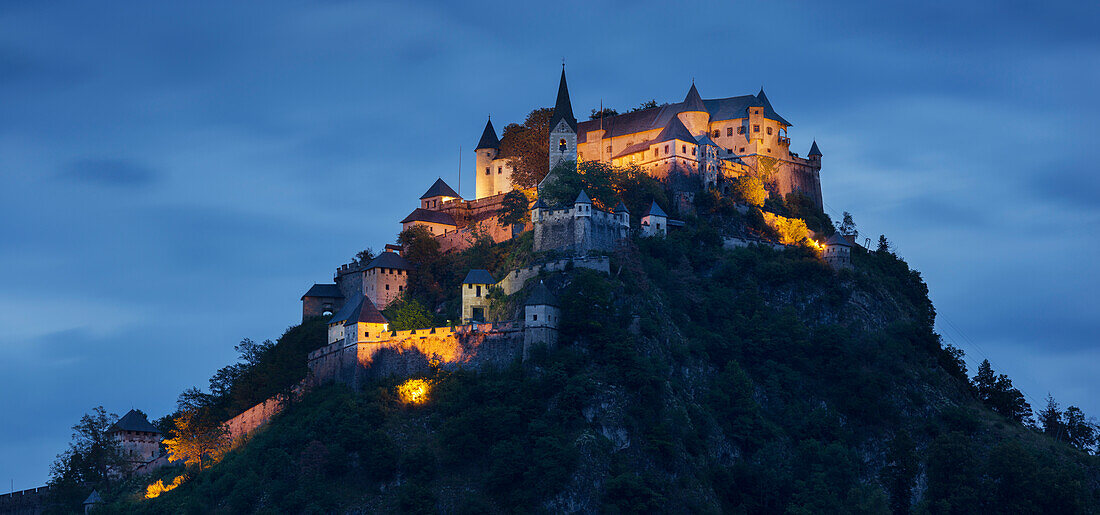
[356,248,375,265]
[163,408,230,470]
[881,431,919,514]
[877,235,891,254]
[972,360,1032,424]
[497,190,530,227]
[837,212,858,238]
[589,107,619,120]
[631,99,659,112]
[383,297,435,330]
[398,225,447,307]
[499,107,552,188]
[1037,395,1064,440]
[48,406,127,498]
[1063,406,1097,452]
[732,176,767,207]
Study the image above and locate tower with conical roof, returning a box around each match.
[677,82,711,136]
[475,117,501,199]
[548,65,578,174]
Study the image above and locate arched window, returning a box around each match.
[559,138,567,152]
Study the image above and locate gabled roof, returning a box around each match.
[84,490,103,505]
[808,140,822,156]
[301,283,342,300]
[655,116,695,144]
[365,251,412,271]
[574,190,592,204]
[463,269,495,285]
[614,200,629,213]
[825,233,852,247]
[401,208,457,226]
[549,67,577,133]
[475,117,499,150]
[576,88,792,144]
[682,83,706,112]
[695,134,719,147]
[525,281,558,307]
[420,178,461,200]
[343,295,388,327]
[642,200,667,218]
[109,409,160,434]
[328,294,361,325]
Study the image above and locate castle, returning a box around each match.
[475,67,823,208]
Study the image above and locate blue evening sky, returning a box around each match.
[1,0,1097,488]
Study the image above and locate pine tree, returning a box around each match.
[1037,395,1064,441]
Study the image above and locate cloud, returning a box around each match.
[58,158,159,188]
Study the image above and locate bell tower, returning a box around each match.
[474,117,500,200]
[548,65,578,174]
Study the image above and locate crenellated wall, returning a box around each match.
[496,256,610,296]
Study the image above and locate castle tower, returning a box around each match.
[573,190,592,252]
[677,83,710,136]
[613,200,630,229]
[822,233,852,270]
[362,250,412,310]
[523,280,559,359]
[641,200,668,238]
[808,140,822,165]
[548,66,578,174]
[475,117,500,199]
[107,410,162,470]
[461,269,495,324]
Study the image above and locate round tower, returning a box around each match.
[676,83,711,136]
[475,117,500,200]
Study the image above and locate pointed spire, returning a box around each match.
[475,117,499,150]
[549,66,577,132]
[574,189,592,205]
[683,82,706,112]
[614,200,629,213]
[808,140,822,156]
[642,200,667,218]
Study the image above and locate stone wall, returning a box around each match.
[496,256,610,296]
[0,486,50,515]
[302,295,343,321]
[533,206,625,254]
[224,394,288,442]
[308,323,525,390]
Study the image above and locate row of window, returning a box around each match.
[483,166,506,175]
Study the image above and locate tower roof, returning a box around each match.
[808,140,822,156]
[825,233,851,247]
[400,208,457,227]
[755,88,792,126]
[462,269,496,285]
[84,490,103,506]
[695,134,719,147]
[301,283,342,300]
[549,66,577,133]
[525,281,558,307]
[682,83,706,112]
[574,190,592,204]
[531,197,549,210]
[642,200,667,218]
[420,178,461,199]
[343,295,388,327]
[475,117,499,150]
[613,200,629,213]
[655,116,695,144]
[365,250,413,271]
[109,409,160,434]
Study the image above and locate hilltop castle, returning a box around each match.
[474,67,823,207]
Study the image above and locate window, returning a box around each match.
[654,149,659,157]
[385,284,389,290]
[692,147,696,155]
[713,130,720,138]
[497,166,502,174]
[484,167,490,175]
[606,145,611,154]
[682,145,687,153]
[664,145,669,154]
[753,125,760,132]
[475,285,482,297]
[740,147,745,152]
[559,138,567,152]
[766,127,773,135]
[532,314,538,321]
[727,127,734,136]
[467,284,472,289]
[767,148,771,153]
[738,126,745,134]
[727,148,732,154]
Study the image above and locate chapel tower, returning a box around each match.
[474,117,501,199]
[548,65,578,173]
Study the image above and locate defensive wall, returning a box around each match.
[533,205,626,254]
[0,486,50,515]
[308,322,524,390]
[496,256,610,296]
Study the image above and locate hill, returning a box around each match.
[91,215,1100,514]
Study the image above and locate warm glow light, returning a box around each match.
[145,475,186,499]
[397,378,431,405]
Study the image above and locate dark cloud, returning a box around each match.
[58,158,159,188]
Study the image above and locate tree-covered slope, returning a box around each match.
[104,224,1098,514]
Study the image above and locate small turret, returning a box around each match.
[808,140,822,162]
[677,82,711,136]
[461,269,496,324]
[641,200,668,238]
[573,190,592,218]
[614,200,630,227]
[523,280,560,358]
[475,117,500,199]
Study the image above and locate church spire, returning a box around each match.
[549,65,577,132]
[475,116,499,150]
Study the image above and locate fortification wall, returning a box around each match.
[0,486,50,515]
[497,256,610,296]
[224,394,288,442]
[309,323,524,390]
[534,206,625,254]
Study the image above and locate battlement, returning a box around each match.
[335,261,367,278]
